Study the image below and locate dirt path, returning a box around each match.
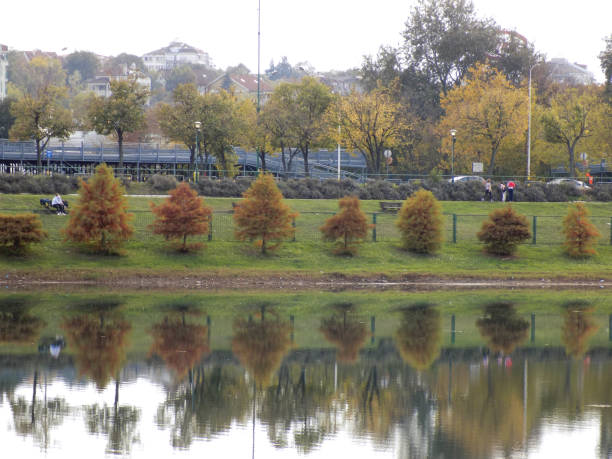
[0,271,609,291]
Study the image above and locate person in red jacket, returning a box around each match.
[506,180,516,202]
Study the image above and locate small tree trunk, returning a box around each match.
[36,139,42,169]
[302,148,310,177]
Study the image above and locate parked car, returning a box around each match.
[546,178,591,190]
[448,175,486,184]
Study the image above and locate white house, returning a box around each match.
[548,58,595,85]
[141,41,212,72]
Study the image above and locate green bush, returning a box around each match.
[396,189,443,254]
[149,174,179,192]
[477,205,531,256]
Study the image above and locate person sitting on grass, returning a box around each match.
[51,193,67,215]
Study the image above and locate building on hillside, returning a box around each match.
[318,73,363,95]
[85,65,151,101]
[548,58,595,85]
[141,41,212,72]
[200,73,273,104]
[21,49,59,62]
[0,44,8,100]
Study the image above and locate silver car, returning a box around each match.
[546,178,591,190]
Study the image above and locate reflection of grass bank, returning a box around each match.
[1,289,611,357]
[1,194,612,281]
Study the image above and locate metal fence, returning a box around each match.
[2,209,611,246]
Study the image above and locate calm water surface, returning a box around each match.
[1,290,611,458]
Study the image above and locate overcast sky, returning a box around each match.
[2,0,610,81]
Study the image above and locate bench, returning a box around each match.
[40,198,69,214]
[379,201,402,213]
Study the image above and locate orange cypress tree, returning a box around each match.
[562,202,600,258]
[64,163,133,254]
[233,173,297,254]
[320,195,370,255]
[477,205,530,256]
[0,213,47,253]
[396,189,443,254]
[149,182,212,252]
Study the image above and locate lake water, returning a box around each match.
[1,289,611,458]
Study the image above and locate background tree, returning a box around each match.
[165,65,197,93]
[562,202,600,258]
[320,196,370,255]
[289,77,333,176]
[0,97,16,138]
[63,51,100,82]
[402,0,498,96]
[8,56,73,167]
[102,54,146,75]
[561,302,598,358]
[233,174,297,254]
[439,64,527,175]
[598,35,612,101]
[150,182,212,252]
[333,86,408,175]
[396,189,443,254]
[476,302,529,354]
[88,78,149,171]
[541,86,600,177]
[260,83,301,176]
[64,163,134,254]
[0,213,47,254]
[208,90,248,176]
[477,206,530,256]
[394,304,441,370]
[320,304,369,363]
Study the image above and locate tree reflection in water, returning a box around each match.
[232,305,292,388]
[394,303,441,370]
[561,301,598,358]
[149,312,209,381]
[0,297,46,344]
[476,302,529,355]
[320,303,369,363]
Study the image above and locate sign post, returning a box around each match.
[46,150,52,174]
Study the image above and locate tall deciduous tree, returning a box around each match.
[333,87,408,175]
[64,163,134,254]
[288,77,333,176]
[541,86,600,177]
[88,78,149,171]
[63,51,100,82]
[599,35,612,102]
[233,173,297,254]
[439,64,527,175]
[402,0,498,96]
[320,196,370,255]
[150,182,212,252]
[8,56,73,167]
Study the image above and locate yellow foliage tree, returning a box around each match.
[439,63,527,175]
[331,86,409,175]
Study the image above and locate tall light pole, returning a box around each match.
[337,123,341,181]
[195,121,201,180]
[527,62,542,180]
[255,0,261,174]
[450,129,456,183]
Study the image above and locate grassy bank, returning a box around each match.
[1,194,611,282]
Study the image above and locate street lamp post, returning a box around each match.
[450,129,457,183]
[384,149,392,179]
[527,62,543,180]
[194,121,201,180]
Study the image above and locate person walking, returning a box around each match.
[506,180,516,202]
[499,182,506,202]
[484,179,493,202]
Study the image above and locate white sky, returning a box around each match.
[2,0,610,81]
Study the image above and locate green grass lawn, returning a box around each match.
[0,194,611,280]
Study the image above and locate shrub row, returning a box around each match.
[2,173,610,202]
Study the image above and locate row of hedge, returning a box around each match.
[2,173,612,202]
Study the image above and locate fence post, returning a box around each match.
[292,217,296,242]
[450,314,456,344]
[372,213,377,242]
[531,313,536,343]
[532,216,537,244]
[208,215,213,242]
[452,214,457,243]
